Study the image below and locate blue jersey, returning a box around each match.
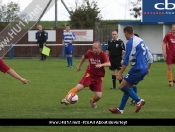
[62,30,76,47]
[123,36,148,70]
[130,46,153,66]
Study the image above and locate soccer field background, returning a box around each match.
[0,58,175,132]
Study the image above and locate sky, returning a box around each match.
[2,0,138,21]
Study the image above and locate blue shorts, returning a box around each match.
[65,45,74,55]
[124,68,148,85]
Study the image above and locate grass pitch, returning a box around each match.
[0,58,175,132]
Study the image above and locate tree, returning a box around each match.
[130,0,141,19]
[69,0,102,28]
[0,1,21,22]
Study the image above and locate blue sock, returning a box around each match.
[67,57,71,66]
[67,57,69,66]
[118,92,129,110]
[70,57,72,66]
[132,85,137,94]
[121,86,140,102]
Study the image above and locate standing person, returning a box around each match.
[109,25,150,114]
[129,33,153,105]
[107,30,125,89]
[36,25,47,61]
[0,59,30,84]
[61,41,110,108]
[62,24,76,68]
[162,24,175,87]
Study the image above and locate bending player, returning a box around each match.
[61,41,110,108]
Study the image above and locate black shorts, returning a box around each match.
[109,57,122,71]
[39,42,44,48]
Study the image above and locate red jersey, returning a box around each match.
[84,50,109,77]
[0,59,10,73]
[163,32,175,52]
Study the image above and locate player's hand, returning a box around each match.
[69,40,73,44]
[76,66,81,72]
[95,64,103,68]
[116,72,122,80]
[163,52,167,58]
[121,59,123,65]
[147,69,150,74]
[20,78,30,84]
[44,43,46,46]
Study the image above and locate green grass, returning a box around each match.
[0,58,175,132]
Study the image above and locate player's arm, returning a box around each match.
[43,31,47,46]
[69,32,76,44]
[147,51,153,74]
[76,55,86,72]
[95,53,111,68]
[62,32,65,46]
[95,61,111,68]
[162,34,168,58]
[162,42,166,58]
[117,42,132,80]
[36,32,39,47]
[0,59,30,84]
[7,69,30,84]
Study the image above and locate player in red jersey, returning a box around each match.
[162,24,175,87]
[0,59,30,84]
[61,41,111,108]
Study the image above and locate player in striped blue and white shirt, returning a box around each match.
[109,26,152,114]
[129,33,153,105]
[62,25,76,68]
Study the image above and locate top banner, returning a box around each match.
[142,0,175,22]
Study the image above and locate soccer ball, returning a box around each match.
[66,93,78,104]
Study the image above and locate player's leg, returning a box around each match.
[39,47,44,61]
[167,64,173,87]
[116,57,123,84]
[109,59,117,89]
[109,79,134,114]
[61,84,85,105]
[89,77,103,108]
[70,46,74,67]
[61,73,91,105]
[109,69,146,114]
[110,69,116,89]
[130,85,137,105]
[166,54,173,87]
[173,57,175,83]
[68,46,74,68]
[65,47,70,67]
[89,92,102,108]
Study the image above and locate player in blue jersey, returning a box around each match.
[62,25,76,68]
[129,33,153,105]
[109,25,150,114]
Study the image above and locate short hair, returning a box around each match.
[38,25,42,28]
[66,24,70,27]
[112,30,118,33]
[123,25,133,34]
[134,33,139,37]
[114,29,118,33]
[93,41,101,48]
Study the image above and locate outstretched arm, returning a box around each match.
[6,69,30,84]
[76,55,86,72]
